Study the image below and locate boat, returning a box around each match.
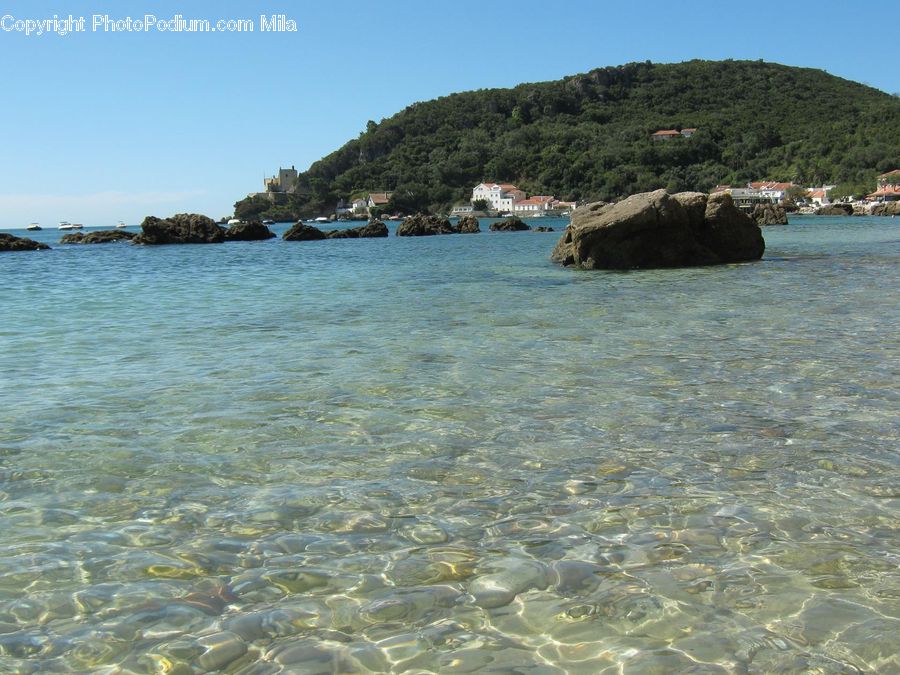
[227,218,241,225]
[115,221,127,228]
[262,218,275,225]
[71,223,84,229]
[315,217,329,223]
[26,223,42,231]
[58,221,75,230]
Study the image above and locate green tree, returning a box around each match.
[472,198,490,211]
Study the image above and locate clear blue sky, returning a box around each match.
[1,0,897,227]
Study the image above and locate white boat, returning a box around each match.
[227,218,241,225]
[115,221,127,228]
[26,222,41,231]
[72,223,83,229]
[315,217,329,223]
[58,221,75,230]
[262,218,275,225]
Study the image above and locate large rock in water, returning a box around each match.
[134,214,225,245]
[815,203,853,216]
[224,221,275,241]
[490,216,530,232]
[396,214,456,236]
[0,232,49,251]
[60,230,135,244]
[551,190,764,269]
[325,220,389,238]
[751,203,788,225]
[456,215,481,233]
[282,222,326,241]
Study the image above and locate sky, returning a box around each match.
[1,0,898,228]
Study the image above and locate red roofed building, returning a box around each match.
[868,170,900,201]
[651,129,681,141]
[513,195,554,214]
[651,128,697,141]
[366,192,393,207]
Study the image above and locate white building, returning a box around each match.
[512,195,554,214]
[808,186,836,207]
[471,182,525,212]
[749,181,793,203]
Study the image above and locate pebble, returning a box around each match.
[195,631,247,672]
[469,558,550,609]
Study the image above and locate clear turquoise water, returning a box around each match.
[0,216,898,673]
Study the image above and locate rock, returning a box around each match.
[673,191,708,223]
[356,220,389,238]
[489,216,530,232]
[750,202,788,225]
[534,226,555,232]
[325,220,389,239]
[552,189,764,269]
[570,201,611,227]
[224,221,275,241]
[133,213,225,245]
[870,201,900,216]
[396,213,456,236]
[0,233,49,251]
[468,558,551,609]
[195,632,247,672]
[456,215,481,233]
[283,222,326,241]
[60,230,135,244]
[815,203,853,216]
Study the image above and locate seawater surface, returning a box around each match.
[0,216,898,673]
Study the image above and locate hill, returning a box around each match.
[235,60,900,219]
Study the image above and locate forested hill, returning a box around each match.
[237,60,900,218]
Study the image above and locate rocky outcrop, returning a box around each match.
[490,217,530,232]
[456,215,481,233]
[570,201,611,227]
[396,214,456,236]
[551,189,764,269]
[534,226,555,232]
[0,233,49,251]
[870,202,900,216]
[815,203,853,216]
[751,202,788,225]
[325,221,389,238]
[60,230,135,244]
[224,221,276,241]
[282,222,326,241]
[133,214,225,245]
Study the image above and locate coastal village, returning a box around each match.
[255,163,900,221]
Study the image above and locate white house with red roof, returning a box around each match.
[472,182,526,212]
[512,195,555,214]
[807,186,836,207]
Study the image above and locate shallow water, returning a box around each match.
[0,216,898,673]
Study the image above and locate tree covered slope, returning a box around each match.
[237,60,900,218]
